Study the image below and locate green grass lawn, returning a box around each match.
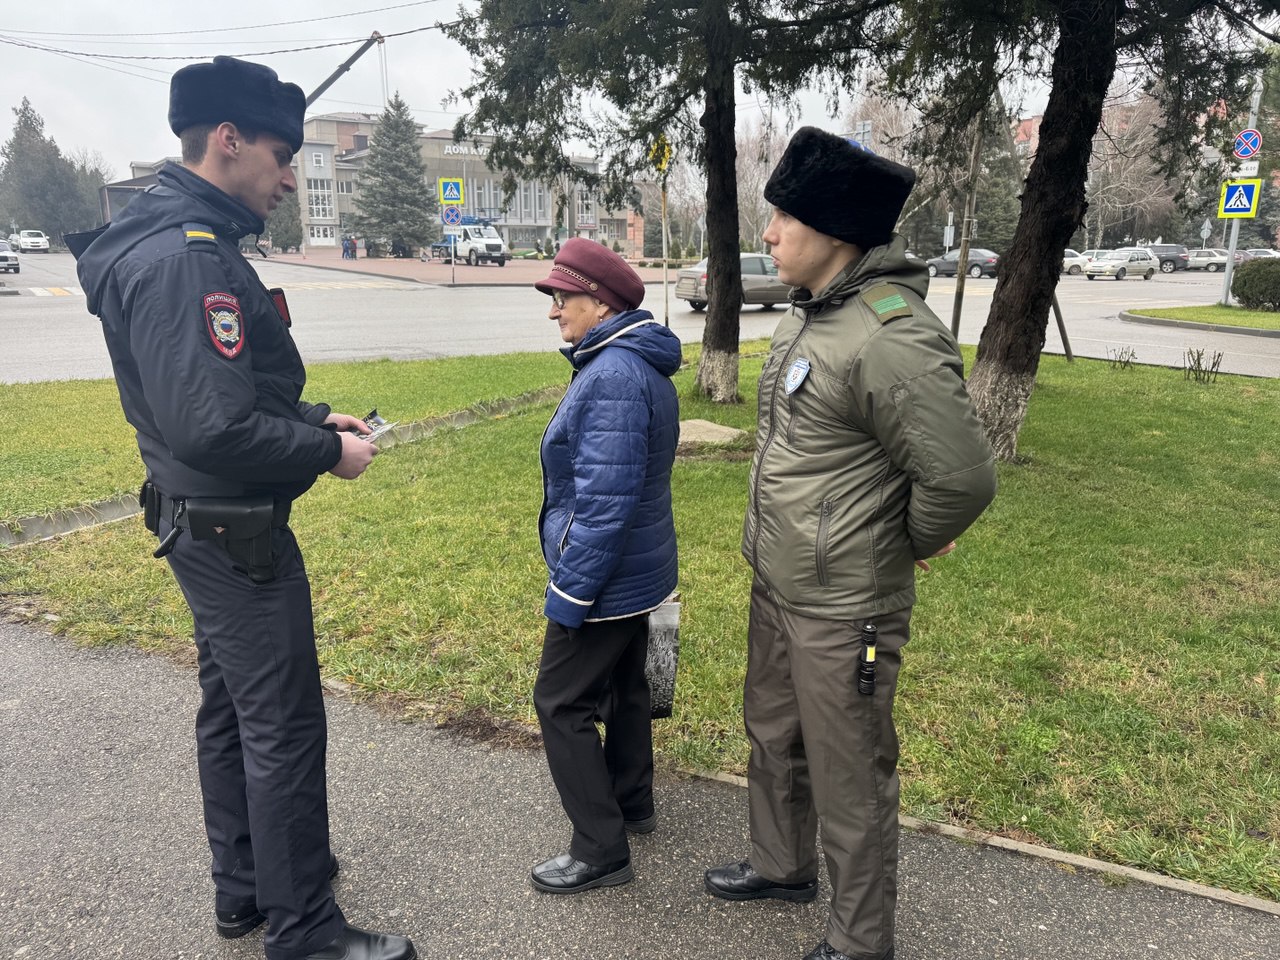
[0,353,567,523]
[1132,303,1280,331]
[2,348,1278,900]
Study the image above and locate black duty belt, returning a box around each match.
[140,481,290,564]
[155,492,292,531]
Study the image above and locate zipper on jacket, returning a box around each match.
[558,512,574,555]
[815,500,833,587]
[750,307,816,567]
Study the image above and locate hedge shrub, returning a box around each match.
[1231,258,1280,311]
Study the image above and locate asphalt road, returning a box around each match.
[2,618,1276,960]
[4,253,1277,383]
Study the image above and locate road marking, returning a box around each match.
[25,287,83,297]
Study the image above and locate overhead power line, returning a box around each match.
[0,2,444,38]
[0,23,459,61]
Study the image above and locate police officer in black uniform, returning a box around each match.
[73,57,415,960]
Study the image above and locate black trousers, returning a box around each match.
[162,518,344,960]
[533,614,654,865]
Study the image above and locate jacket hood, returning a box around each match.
[791,234,926,310]
[563,309,683,377]
[77,163,265,315]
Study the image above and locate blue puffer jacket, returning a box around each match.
[539,310,682,628]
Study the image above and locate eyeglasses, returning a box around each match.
[551,290,574,309]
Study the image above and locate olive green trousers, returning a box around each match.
[745,576,910,960]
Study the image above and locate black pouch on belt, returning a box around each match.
[184,495,277,584]
[139,481,160,535]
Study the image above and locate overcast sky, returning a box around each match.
[1,1,862,181]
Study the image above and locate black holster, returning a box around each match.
[185,496,277,584]
[139,481,280,583]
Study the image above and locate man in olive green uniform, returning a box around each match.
[705,128,998,960]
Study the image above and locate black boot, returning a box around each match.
[306,924,416,960]
[704,860,817,902]
[530,852,633,894]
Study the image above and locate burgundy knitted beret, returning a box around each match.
[534,238,646,313]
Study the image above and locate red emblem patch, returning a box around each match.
[204,292,245,359]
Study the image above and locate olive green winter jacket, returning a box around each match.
[742,235,997,620]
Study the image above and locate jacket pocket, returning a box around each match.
[815,500,833,587]
[558,512,574,556]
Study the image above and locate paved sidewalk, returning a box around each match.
[1,619,1276,960]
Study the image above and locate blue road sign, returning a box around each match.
[437,177,464,205]
[1233,128,1261,160]
[1218,179,1261,219]
[441,205,462,226]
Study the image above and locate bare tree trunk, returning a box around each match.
[968,0,1121,460]
[694,0,742,402]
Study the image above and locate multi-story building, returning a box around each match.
[104,114,647,257]
[297,113,644,255]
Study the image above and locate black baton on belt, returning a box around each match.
[857,622,877,696]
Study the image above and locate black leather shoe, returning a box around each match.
[530,852,633,894]
[704,860,817,902]
[215,853,341,939]
[306,923,416,960]
[803,941,893,960]
[624,812,657,834]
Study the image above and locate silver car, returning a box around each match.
[1084,248,1157,280]
[675,253,790,311]
[1186,249,1230,272]
[0,240,17,273]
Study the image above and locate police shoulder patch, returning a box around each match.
[183,222,218,249]
[861,284,914,324]
[204,292,245,359]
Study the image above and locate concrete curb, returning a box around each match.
[1119,310,1280,338]
[1,385,566,548]
[683,767,1280,919]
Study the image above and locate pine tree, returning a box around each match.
[267,190,303,252]
[0,98,98,240]
[351,93,439,258]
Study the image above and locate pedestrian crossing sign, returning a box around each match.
[438,177,464,205]
[1218,179,1262,219]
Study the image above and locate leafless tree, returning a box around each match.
[1083,91,1178,247]
[736,118,784,251]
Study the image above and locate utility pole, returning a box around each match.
[1221,70,1265,306]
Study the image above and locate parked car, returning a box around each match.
[675,253,790,311]
[1085,247,1158,280]
[1145,243,1189,273]
[1235,250,1256,264]
[1186,248,1230,272]
[1245,248,1280,259]
[1080,249,1111,262]
[926,247,1000,278]
[1062,249,1089,275]
[0,240,18,273]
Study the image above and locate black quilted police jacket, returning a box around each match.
[75,163,342,502]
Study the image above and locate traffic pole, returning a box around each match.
[1221,72,1264,306]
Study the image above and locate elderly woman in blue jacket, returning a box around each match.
[529,238,682,895]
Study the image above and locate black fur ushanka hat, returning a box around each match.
[764,127,917,250]
[169,56,306,154]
